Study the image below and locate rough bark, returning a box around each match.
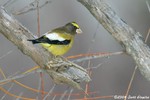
[0,6,90,90]
[77,0,150,81]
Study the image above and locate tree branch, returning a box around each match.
[0,6,90,89]
[77,0,150,81]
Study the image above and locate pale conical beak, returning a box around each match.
[76,28,82,34]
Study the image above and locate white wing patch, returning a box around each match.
[45,32,65,41]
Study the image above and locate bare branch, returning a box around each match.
[0,6,90,89]
[13,0,52,15]
[77,0,150,81]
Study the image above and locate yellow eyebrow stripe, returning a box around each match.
[71,22,79,28]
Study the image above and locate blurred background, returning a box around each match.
[0,0,150,99]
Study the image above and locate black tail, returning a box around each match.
[27,39,41,44]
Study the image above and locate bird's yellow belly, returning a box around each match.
[41,42,73,56]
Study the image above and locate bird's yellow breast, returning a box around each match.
[41,39,74,56]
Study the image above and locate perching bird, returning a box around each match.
[28,22,82,56]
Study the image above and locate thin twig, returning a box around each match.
[36,0,43,95]
[84,60,92,98]
[124,66,138,100]
[15,92,23,100]
[59,89,68,100]
[43,84,56,100]
[13,0,52,15]
[146,1,150,13]
[37,71,42,98]
[145,28,150,43]
[3,0,18,7]
[1,83,14,100]
[71,51,124,63]
[35,4,43,98]
[145,1,150,42]
[36,0,40,37]
[0,86,35,100]
[0,67,7,79]
[40,72,45,99]
[3,0,11,7]
[91,22,99,42]
[0,69,41,84]
[87,61,107,70]
[52,95,56,100]
[67,89,74,100]
[0,50,13,60]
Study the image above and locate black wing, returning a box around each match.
[28,36,71,45]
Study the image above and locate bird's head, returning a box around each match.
[65,22,82,35]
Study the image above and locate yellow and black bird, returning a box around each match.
[28,22,82,56]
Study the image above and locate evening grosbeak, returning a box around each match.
[28,22,82,56]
